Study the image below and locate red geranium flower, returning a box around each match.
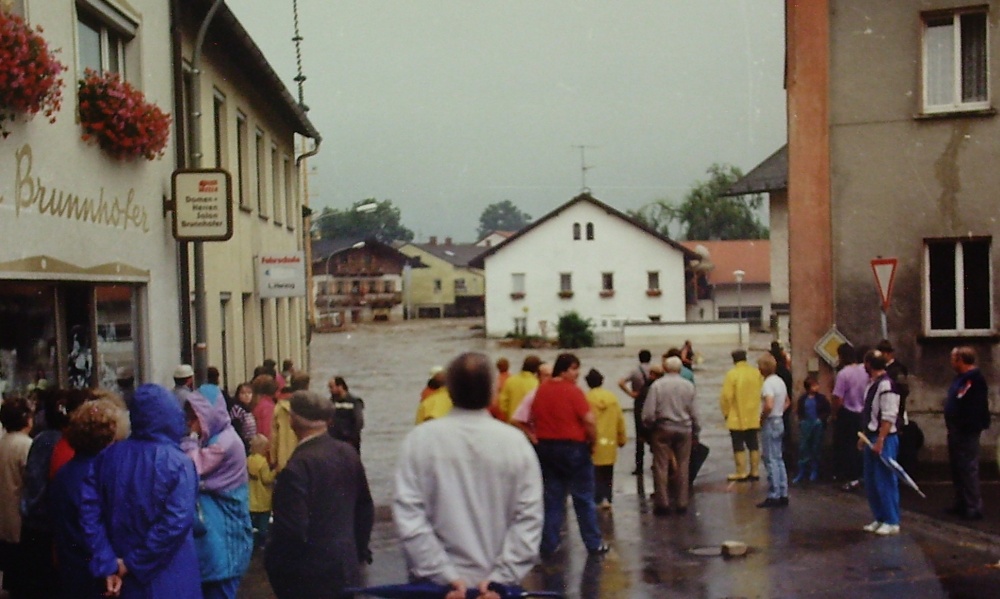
[0,11,66,137]
[78,69,172,160]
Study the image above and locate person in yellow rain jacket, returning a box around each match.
[415,385,453,424]
[247,434,276,550]
[497,355,542,421]
[585,368,626,509]
[720,349,765,482]
[271,373,309,471]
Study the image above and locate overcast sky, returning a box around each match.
[228,1,787,242]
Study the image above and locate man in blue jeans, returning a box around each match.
[858,350,902,535]
[531,353,609,557]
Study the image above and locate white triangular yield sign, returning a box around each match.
[871,258,898,310]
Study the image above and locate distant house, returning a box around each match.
[397,237,485,318]
[311,237,416,327]
[471,193,698,339]
[475,231,515,248]
[722,145,788,345]
[681,240,771,329]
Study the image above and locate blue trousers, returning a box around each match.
[535,440,603,553]
[762,418,788,499]
[797,419,824,472]
[863,432,900,525]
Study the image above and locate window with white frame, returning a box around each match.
[601,272,614,291]
[647,271,660,291]
[255,129,266,216]
[271,145,282,225]
[925,238,992,334]
[512,273,525,294]
[560,273,573,292]
[433,279,442,293]
[77,1,135,76]
[922,9,989,113]
[236,112,249,208]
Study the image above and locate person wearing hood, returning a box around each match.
[585,368,626,510]
[270,372,309,471]
[183,387,253,599]
[78,384,201,599]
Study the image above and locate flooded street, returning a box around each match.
[237,318,1000,599]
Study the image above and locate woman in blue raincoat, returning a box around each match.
[79,384,202,599]
[183,384,253,599]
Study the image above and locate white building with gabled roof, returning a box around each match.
[471,193,698,339]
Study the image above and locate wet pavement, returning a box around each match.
[238,319,1000,598]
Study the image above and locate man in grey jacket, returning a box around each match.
[643,356,699,516]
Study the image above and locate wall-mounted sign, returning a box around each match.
[257,252,307,298]
[171,169,233,241]
[814,326,850,368]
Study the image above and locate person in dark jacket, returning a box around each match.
[266,390,374,599]
[792,376,831,484]
[79,384,201,599]
[945,346,991,521]
[328,376,365,452]
[50,399,128,599]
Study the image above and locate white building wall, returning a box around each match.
[483,201,687,337]
[0,0,181,386]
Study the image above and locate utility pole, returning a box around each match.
[574,145,596,192]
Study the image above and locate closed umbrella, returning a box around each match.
[857,432,926,498]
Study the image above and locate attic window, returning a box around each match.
[586,223,594,240]
[573,223,581,240]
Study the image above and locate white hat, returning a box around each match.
[173,364,194,379]
[429,365,445,377]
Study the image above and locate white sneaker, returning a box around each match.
[863,521,881,532]
[874,523,900,535]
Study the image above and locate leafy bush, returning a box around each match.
[557,311,594,348]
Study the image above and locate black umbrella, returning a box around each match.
[344,581,562,599]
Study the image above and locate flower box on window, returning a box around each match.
[558,290,574,299]
[510,292,525,300]
[646,289,662,297]
[0,12,66,137]
[599,290,615,298]
[78,69,171,160]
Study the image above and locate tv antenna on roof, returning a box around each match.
[574,145,597,192]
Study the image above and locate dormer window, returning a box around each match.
[586,223,594,240]
[573,223,581,240]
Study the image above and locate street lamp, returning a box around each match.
[733,269,745,347]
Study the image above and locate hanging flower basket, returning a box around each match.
[0,11,66,137]
[78,69,172,160]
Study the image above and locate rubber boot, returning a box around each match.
[747,450,761,481]
[727,451,748,481]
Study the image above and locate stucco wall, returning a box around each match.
[483,200,687,338]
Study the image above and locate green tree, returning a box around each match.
[627,164,768,240]
[557,311,594,349]
[313,199,414,243]
[477,200,532,240]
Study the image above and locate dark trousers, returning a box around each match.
[633,410,647,470]
[729,428,759,452]
[947,429,983,513]
[833,409,863,481]
[535,440,602,554]
[594,465,614,504]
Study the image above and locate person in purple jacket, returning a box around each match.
[79,384,202,598]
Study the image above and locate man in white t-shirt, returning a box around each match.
[756,353,790,508]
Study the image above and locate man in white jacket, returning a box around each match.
[394,352,543,599]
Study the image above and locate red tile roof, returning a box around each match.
[680,240,770,285]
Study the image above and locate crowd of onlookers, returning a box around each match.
[0,358,367,599]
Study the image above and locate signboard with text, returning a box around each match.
[172,169,233,241]
[257,252,307,298]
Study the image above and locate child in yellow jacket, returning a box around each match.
[586,368,626,509]
[247,434,276,549]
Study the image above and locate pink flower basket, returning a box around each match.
[0,11,66,137]
[78,69,172,160]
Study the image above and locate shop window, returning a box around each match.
[77,0,136,77]
[0,283,57,395]
[925,238,992,334]
[923,9,989,113]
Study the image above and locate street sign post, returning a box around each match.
[870,257,898,340]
